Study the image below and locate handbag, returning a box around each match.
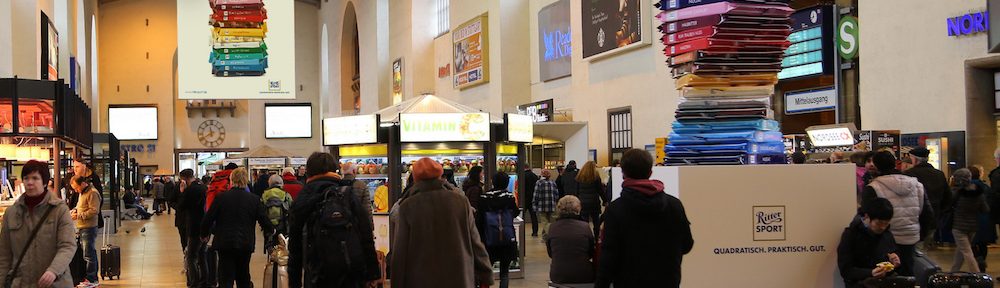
[4,205,55,288]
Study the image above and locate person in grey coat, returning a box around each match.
[389,158,493,288]
[949,168,990,272]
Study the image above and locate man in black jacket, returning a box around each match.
[523,165,540,237]
[596,149,693,288]
[904,147,950,248]
[989,149,1000,225]
[288,152,380,288]
[838,198,901,288]
[558,161,579,197]
[179,169,209,288]
[200,168,274,288]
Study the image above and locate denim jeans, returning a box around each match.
[79,227,100,283]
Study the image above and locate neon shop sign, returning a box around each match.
[947,11,989,37]
[542,28,571,62]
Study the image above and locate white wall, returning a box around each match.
[0,1,13,78]
[318,0,389,117]
[859,0,987,134]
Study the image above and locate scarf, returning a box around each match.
[622,178,665,196]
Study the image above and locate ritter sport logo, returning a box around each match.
[753,206,786,241]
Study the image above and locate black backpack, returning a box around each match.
[305,184,366,280]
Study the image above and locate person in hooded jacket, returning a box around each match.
[200,168,274,288]
[478,172,520,288]
[559,161,579,198]
[281,167,304,200]
[287,152,379,288]
[596,149,693,288]
[861,151,926,277]
[837,198,901,288]
[948,168,990,273]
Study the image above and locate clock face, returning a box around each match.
[197,120,226,148]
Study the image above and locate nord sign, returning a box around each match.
[947,11,989,36]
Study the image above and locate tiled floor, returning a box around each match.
[100,213,552,287]
[97,213,1000,287]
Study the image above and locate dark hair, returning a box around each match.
[873,151,897,173]
[21,160,51,185]
[969,166,983,180]
[861,198,894,221]
[621,148,653,179]
[492,171,509,191]
[850,152,866,168]
[225,163,239,170]
[73,175,91,186]
[404,173,415,192]
[442,168,457,186]
[791,151,807,164]
[179,169,195,180]
[465,166,484,189]
[306,152,339,177]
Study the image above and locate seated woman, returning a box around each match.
[837,198,902,288]
[546,195,595,284]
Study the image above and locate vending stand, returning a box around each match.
[322,95,532,278]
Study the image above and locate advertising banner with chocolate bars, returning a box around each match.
[177,0,297,99]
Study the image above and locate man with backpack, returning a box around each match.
[179,169,209,288]
[262,174,292,237]
[389,158,494,288]
[288,152,379,288]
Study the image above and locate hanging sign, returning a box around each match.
[248,158,285,166]
[323,115,379,146]
[785,87,836,114]
[837,16,859,60]
[506,114,534,143]
[400,113,490,142]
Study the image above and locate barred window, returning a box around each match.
[435,0,450,37]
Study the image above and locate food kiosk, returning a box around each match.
[323,95,532,278]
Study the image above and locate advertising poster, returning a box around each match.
[516,99,554,122]
[582,0,645,60]
[40,12,58,81]
[453,14,489,89]
[177,0,296,99]
[538,0,571,81]
[392,58,403,102]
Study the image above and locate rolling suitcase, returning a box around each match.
[914,252,942,287]
[203,238,219,287]
[927,272,993,288]
[100,216,121,280]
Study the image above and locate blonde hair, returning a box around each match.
[575,161,600,184]
[282,167,295,175]
[557,195,582,217]
[230,168,250,188]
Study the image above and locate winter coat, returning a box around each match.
[342,174,375,227]
[990,167,1000,223]
[288,173,380,288]
[905,163,951,220]
[281,172,304,199]
[390,179,494,288]
[837,217,897,288]
[181,181,208,239]
[523,170,539,209]
[533,179,559,213]
[164,181,177,205]
[252,174,270,198]
[206,169,234,211]
[595,187,694,288]
[864,174,925,245]
[546,215,595,284]
[153,181,165,199]
[0,192,77,288]
[560,169,580,197]
[973,179,997,243]
[74,187,101,229]
[200,187,274,252]
[478,189,519,263]
[462,181,484,210]
[951,185,990,233]
[576,180,607,213]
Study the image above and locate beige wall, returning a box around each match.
[859,0,987,133]
[99,0,323,174]
[318,0,389,117]
[0,1,12,78]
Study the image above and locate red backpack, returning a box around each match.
[205,169,233,211]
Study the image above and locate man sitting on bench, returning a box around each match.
[123,189,152,219]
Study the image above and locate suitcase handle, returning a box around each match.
[102,215,112,248]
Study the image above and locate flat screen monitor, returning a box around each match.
[108,106,158,140]
[265,104,312,138]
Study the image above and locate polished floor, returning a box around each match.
[100,212,551,287]
[98,213,1000,287]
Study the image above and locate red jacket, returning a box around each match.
[282,172,304,199]
[206,169,233,211]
